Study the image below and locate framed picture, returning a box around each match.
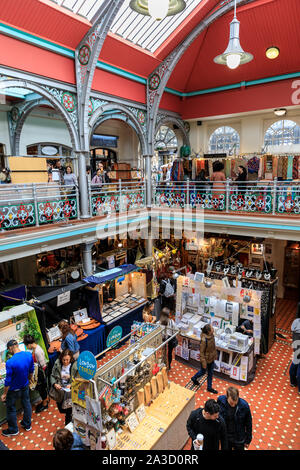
[225,302,233,314]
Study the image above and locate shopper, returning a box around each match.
[52,160,64,184]
[159,273,176,312]
[186,399,227,450]
[58,320,80,360]
[50,349,78,426]
[289,302,300,393]
[234,165,247,194]
[53,428,85,451]
[23,335,49,413]
[211,161,226,209]
[63,165,77,189]
[217,386,253,450]
[191,324,218,393]
[92,163,110,184]
[1,339,34,436]
[157,307,178,370]
[91,168,104,186]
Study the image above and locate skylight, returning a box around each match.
[49,0,204,53]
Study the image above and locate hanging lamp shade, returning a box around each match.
[214,15,253,69]
[129,0,186,21]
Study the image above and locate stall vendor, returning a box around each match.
[237,319,253,336]
[142,302,156,323]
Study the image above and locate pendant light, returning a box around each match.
[214,0,253,69]
[129,0,186,21]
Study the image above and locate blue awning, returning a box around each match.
[83,264,138,287]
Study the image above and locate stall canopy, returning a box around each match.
[83,264,139,287]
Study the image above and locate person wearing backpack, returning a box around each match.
[159,274,176,311]
[191,324,218,394]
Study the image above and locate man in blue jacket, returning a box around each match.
[217,386,252,450]
[1,339,34,436]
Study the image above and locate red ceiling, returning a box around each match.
[168,0,300,92]
[0,0,299,107]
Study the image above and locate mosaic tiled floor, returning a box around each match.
[1,299,299,451]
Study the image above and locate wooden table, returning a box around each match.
[113,382,195,451]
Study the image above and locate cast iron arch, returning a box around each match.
[147,0,257,154]
[12,98,50,155]
[89,104,147,155]
[155,116,190,148]
[0,79,80,152]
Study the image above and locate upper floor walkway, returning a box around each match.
[0,179,299,261]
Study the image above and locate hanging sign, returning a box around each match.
[57,290,70,307]
[77,351,97,380]
[106,326,123,348]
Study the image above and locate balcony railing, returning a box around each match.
[0,178,299,232]
[0,180,146,231]
[153,179,300,216]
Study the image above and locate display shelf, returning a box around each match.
[113,382,195,450]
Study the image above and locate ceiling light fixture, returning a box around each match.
[214,0,253,69]
[266,46,280,60]
[129,0,186,21]
[274,108,287,117]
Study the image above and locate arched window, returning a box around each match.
[209,126,240,154]
[155,126,178,151]
[264,119,300,149]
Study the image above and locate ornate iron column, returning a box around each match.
[82,241,96,277]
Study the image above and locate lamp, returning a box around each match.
[214,0,253,69]
[266,46,280,60]
[274,108,287,117]
[129,0,186,21]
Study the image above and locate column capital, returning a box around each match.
[143,154,154,159]
[74,150,90,157]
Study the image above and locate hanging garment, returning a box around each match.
[277,156,283,178]
[272,156,279,179]
[258,156,264,179]
[282,156,289,180]
[287,155,294,180]
[292,156,299,180]
[225,159,231,178]
[247,156,260,174]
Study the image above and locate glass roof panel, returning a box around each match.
[49,0,204,53]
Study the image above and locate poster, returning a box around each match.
[86,396,102,432]
[230,365,240,380]
[240,356,248,382]
[254,338,260,355]
[190,349,200,361]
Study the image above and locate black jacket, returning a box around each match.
[217,395,252,445]
[186,408,228,450]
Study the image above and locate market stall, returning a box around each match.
[174,275,263,385]
[83,265,148,347]
[68,321,195,450]
[0,304,48,424]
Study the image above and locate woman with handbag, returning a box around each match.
[23,335,49,413]
[50,349,78,425]
[58,320,80,360]
[157,308,178,370]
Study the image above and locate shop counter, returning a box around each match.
[176,332,256,386]
[48,324,106,368]
[113,382,195,451]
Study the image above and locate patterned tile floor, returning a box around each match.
[0,299,299,451]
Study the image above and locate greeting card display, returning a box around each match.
[99,385,113,410]
[125,412,139,433]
